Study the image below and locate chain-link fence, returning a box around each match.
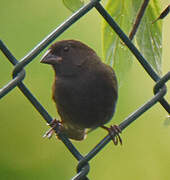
[0,0,169,179]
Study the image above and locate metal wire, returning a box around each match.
[0,0,169,180]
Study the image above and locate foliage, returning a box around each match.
[102,0,162,82]
[63,0,84,12]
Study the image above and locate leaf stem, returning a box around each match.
[129,0,150,40]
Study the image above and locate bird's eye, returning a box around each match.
[63,46,69,52]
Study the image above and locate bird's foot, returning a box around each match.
[101,125,122,145]
[43,119,62,139]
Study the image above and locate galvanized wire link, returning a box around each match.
[73,163,90,180]
[0,40,25,98]
[0,0,170,180]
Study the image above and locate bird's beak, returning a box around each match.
[40,50,62,65]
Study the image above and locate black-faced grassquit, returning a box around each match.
[41,40,121,145]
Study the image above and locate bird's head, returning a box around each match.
[40,40,96,76]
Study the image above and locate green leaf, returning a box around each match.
[135,0,162,75]
[63,0,84,12]
[102,0,162,83]
[102,0,135,84]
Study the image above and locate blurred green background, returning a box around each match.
[0,0,169,179]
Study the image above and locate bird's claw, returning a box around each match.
[43,128,54,139]
[101,125,122,145]
[43,119,62,139]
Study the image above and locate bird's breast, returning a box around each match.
[52,70,117,129]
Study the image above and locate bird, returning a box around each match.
[40,39,121,145]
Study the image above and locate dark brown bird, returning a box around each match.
[41,40,121,144]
